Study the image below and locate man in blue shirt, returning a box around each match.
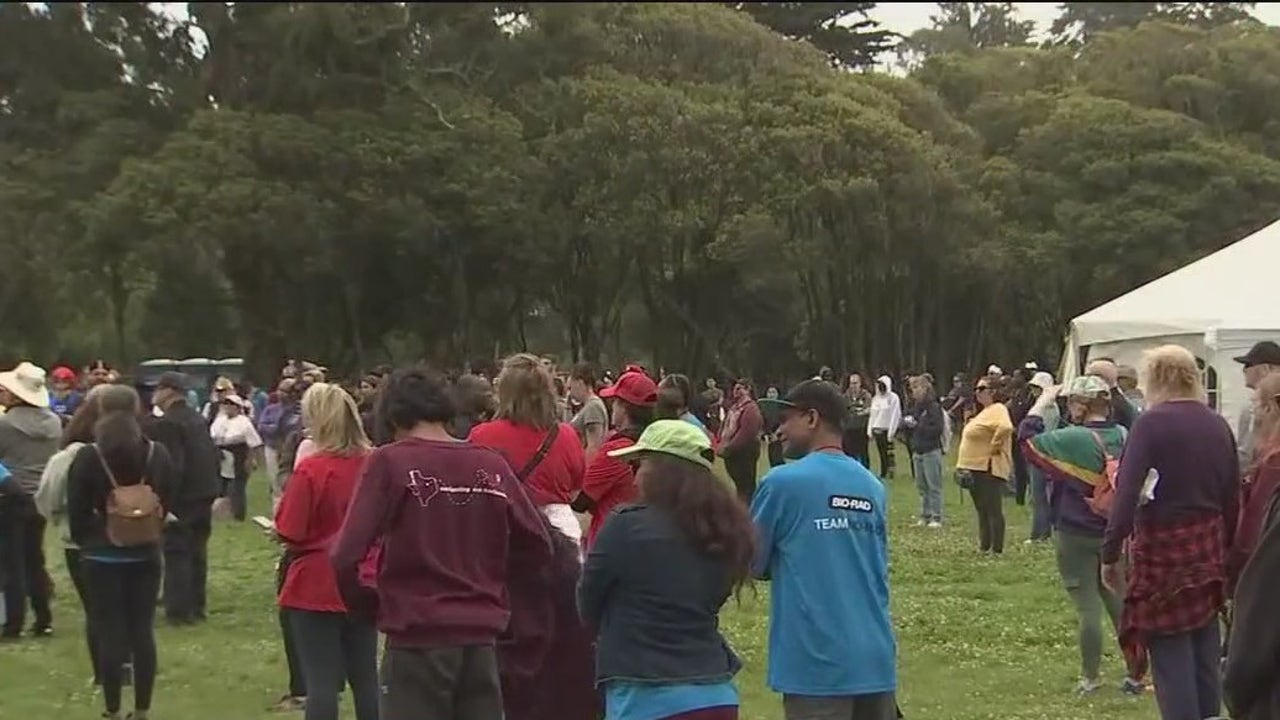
[752,379,899,720]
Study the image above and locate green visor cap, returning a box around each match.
[607,419,714,469]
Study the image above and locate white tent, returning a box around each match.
[1061,217,1280,433]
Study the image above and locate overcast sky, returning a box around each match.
[868,2,1280,38]
[150,2,1280,57]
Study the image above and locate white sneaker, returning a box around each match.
[1076,678,1102,695]
[927,521,942,528]
[915,519,927,527]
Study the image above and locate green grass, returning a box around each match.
[2,449,1159,719]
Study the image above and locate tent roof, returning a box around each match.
[1072,218,1280,346]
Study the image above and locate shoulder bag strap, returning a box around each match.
[515,423,560,484]
[95,442,155,489]
[94,444,120,489]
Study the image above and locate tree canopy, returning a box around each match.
[3,2,1279,383]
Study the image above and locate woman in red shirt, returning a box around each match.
[572,369,658,548]
[275,383,378,720]
[470,353,587,547]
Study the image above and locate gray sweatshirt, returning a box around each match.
[0,406,63,495]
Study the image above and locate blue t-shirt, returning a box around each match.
[750,451,897,696]
[605,681,738,720]
[50,391,83,418]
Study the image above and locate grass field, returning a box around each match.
[1,448,1161,720]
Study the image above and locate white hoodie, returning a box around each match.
[868,375,902,437]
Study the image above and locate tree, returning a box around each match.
[1050,2,1257,45]
[725,2,896,69]
[899,3,1036,67]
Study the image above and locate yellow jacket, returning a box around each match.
[956,402,1014,481]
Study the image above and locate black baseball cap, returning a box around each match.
[1234,341,1280,368]
[760,378,847,427]
[155,371,188,391]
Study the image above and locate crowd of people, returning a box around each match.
[1,339,1280,720]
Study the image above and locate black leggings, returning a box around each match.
[968,473,1007,554]
[278,551,307,698]
[65,549,101,682]
[723,447,761,504]
[84,557,160,714]
[871,429,895,478]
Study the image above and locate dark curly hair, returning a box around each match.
[376,366,455,435]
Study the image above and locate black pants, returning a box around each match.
[163,504,212,622]
[288,609,380,720]
[871,429,895,478]
[968,472,1007,554]
[0,494,52,634]
[723,447,760,504]
[1012,447,1029,506]
[84,557,160,714]
[222,476,249,521]
[842,428,869,467]
[65,548,103,681]
[277,551,307,698]
[381,645,503,720]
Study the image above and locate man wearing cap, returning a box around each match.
[573,370,659,548]
[751,380,898,720]
[1083,359,1139,431]
[48,366,83,420]
[0,362,62,638]
[146,371,222,625]
[1236,341,1280,469]
[1116,365,1144,412]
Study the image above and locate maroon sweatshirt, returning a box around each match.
[331,437,552,648]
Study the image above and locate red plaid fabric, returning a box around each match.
[1120,512,1228,680]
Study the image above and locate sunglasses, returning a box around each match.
[976,385,993,392]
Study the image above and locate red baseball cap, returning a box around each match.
[51,366,76,381]
[599,371,658,407]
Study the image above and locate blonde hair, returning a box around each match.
[301,383,370,455]
[495,353,559,430]
[1141,345,1204,406]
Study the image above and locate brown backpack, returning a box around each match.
[95,443,165,547]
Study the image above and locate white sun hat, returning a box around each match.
[0,362,51,408]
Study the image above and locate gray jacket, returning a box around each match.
[0,406,64,495]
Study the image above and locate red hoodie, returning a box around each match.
[330,437,552,648]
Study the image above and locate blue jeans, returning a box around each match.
[1029,467,1052,541]
[912,450,944,522]
[1149,621,1222,720]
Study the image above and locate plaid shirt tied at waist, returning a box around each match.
[1120,511,1228,680]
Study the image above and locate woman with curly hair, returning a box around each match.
[580,420,753,720]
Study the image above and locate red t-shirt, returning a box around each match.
[275,450,370,612]
[469,420,585,506]
[581,433,638,548]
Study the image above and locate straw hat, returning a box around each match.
[0,362,51,408]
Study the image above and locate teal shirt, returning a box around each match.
[605,680,738,720]
[750,451,898,696]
